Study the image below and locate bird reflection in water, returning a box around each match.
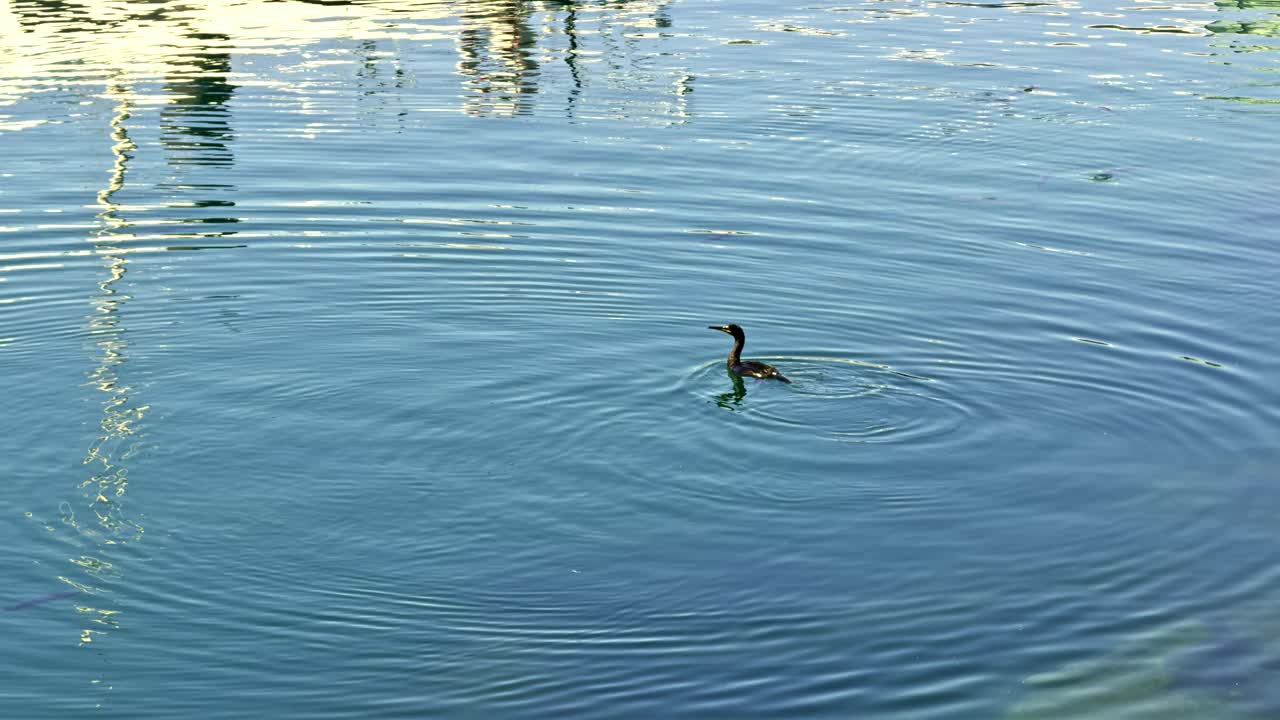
[714,370,748,410]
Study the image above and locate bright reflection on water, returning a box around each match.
[1,0,1278,716]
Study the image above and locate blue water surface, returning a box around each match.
[2,0,1278,716]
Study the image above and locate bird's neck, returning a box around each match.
[727,336,744,365]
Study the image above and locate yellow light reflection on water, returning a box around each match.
[47,78,150,653]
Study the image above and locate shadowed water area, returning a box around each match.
[1,0,1278,716]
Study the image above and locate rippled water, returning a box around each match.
[2,0,1278,716]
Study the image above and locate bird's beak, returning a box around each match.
[708,325,729,333]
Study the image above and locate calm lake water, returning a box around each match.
[3,0,1279,716]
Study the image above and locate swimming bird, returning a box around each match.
[708,324,791,383]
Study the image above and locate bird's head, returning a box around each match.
[707,324,745,340]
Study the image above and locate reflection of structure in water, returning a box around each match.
[454,0,688,118]
[3,0,241,168]
[1,0,690,121]
[3,2,246,649]
[161,33,237,167]
[66,80,146,650]
[457,1,541,116]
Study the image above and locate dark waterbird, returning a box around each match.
[708,324,791,383]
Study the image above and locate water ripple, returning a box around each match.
[683,357,974,446]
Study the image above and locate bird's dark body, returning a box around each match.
[708,324,792,384]
[732,360,789,382]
